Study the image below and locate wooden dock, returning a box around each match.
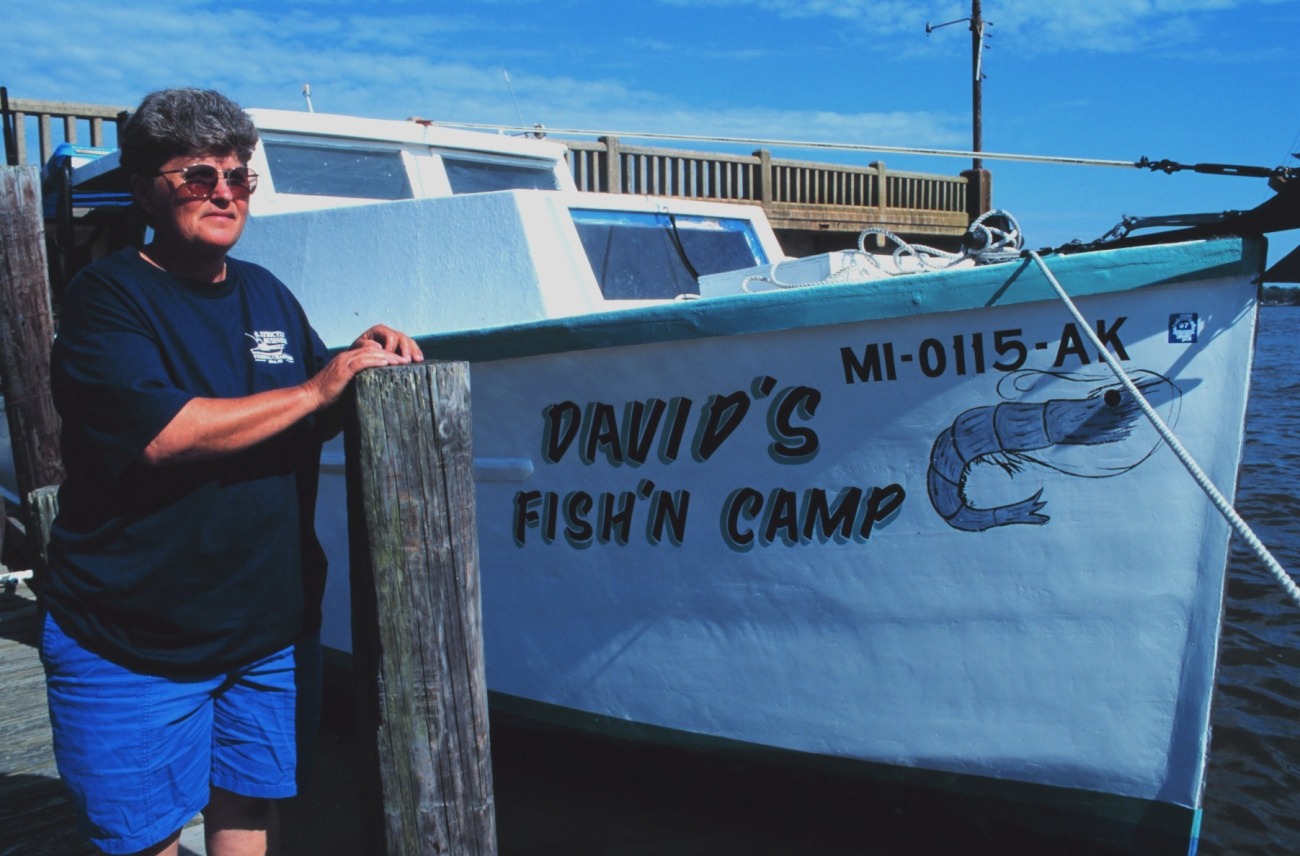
[0,581,207,856]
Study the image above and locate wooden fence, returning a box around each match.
[3,98,128,168]
[565,137,972,235]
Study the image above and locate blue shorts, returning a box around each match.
[40,611,321,855]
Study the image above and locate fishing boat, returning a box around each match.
[31,107,1300,854]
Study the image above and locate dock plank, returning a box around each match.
[0,585,93,856]
[0,585,208,856]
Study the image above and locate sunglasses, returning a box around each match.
[156,164,259,199]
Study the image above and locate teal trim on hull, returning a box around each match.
[489,690,1201,856]
[411,237,1260,365]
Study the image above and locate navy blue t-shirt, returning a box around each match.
[45,248,333,675]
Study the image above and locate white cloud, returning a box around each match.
[621,36,768,61]
[657,0,944,29]
[655,0,1293,54]
[7,0,965,151]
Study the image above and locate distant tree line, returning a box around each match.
[1262,286,1300,305]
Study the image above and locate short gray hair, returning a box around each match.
[119,88,259,177]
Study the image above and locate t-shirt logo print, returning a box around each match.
[246,331,296,364]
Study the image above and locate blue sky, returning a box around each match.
[9,0,1300,264]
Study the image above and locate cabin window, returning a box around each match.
[263,142,413,200]
[442,156,560,193]
[571,210,768,300]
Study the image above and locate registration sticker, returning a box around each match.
[1169,313,1198,344]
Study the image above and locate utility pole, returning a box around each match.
[926,2,993,219]
[971,0,984,171]
[926,0,990,170]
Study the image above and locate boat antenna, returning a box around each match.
[501,64,526,130]
[302,83,315,114]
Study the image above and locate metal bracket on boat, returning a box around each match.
[1137,156,1300,182]
[1088,172,1300,281]
[1096,211,1251,243]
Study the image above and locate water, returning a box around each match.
[1201,305,1300,854]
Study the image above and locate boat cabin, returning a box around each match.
[53,109,788,344]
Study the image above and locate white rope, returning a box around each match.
[433,121,1142,170]
[741,257,814,291]
[964,209,1025,262]
[859,229,963,271]
[740,209,1024,291]
[1027,251,1300,609]
[854,210,1025,274]
[739,252,882,292]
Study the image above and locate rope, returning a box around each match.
[1027,251,1300,609]
[433,121,1141,170]
[740,209,1024,291]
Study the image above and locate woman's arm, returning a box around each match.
[143,329,423,465]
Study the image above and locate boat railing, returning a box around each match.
[2,97,128,167]
[565,136,972,236]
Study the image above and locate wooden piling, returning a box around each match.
[0,166,65,572]
[26,486,59,581]
[961,167,992,222]
[344,361,496,856]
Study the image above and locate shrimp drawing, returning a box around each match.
[926,370,1182,532]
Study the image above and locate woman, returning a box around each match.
[41,88,421,856]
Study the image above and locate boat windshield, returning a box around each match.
[571,210,769,300]
[263,141,414,200]
[442,156,560,193]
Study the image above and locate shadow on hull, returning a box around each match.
[313,658,1196,855]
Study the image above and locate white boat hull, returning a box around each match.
[308,236,1261,851]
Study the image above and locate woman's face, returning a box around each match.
[134,151,250,257]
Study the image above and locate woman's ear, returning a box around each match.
[129,174,154,216]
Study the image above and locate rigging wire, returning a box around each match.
[429,122,1140,169]
[428,121,1299,179]
[1029,251,1300,610]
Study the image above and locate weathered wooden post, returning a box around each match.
[961,167,992,223]
[344,362,497,856]
[26,485,59,579]
[599,135,621,194]
[754,149,773,207]
[870,162,889,248]
[0,166,66,575]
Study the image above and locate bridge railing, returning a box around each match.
[564,136,970,234]
[2,97,129,167]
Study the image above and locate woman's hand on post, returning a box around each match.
[306,339,413,410]
[351,324,425,363]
